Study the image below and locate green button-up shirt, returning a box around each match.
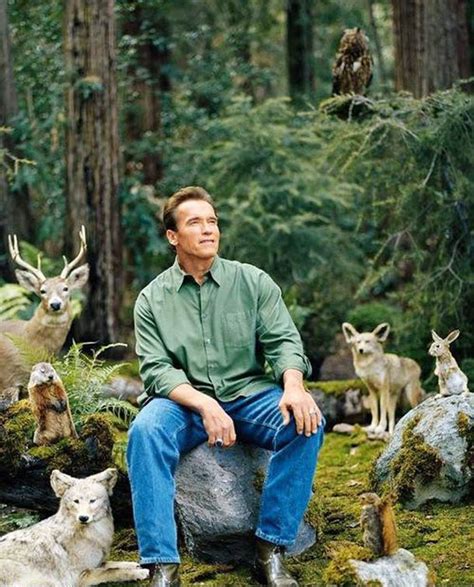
[134,256,311,405]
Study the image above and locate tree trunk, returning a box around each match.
[64,0,123,345]
[121,2,171,185]
[367,0,387,87]
[392,0,472,97]
[0,0,33,280]
[286,0,315,103]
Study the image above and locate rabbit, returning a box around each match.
[428,330,470,397]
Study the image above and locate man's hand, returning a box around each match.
[280,369,322,436]
[198,396,237,448]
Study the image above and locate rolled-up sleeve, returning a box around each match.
[256,272,312,382]
[134,293,190,400]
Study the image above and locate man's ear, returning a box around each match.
[342,322,358,343]
[50,469,76,497]
[373,323,390,342]
[15,270,42,294]
[89,468,118,496]
[166,229,178,247]
[67,264,89,291]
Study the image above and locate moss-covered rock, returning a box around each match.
[0,400,35,477]
[306,379,367,398]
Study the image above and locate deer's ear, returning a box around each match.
[445,330,460,345]
[373,323,390,342]
[342,322,358,343]
[50,469,76,497]
[15,270,42,294]
[67,264,89,290]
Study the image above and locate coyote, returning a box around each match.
[0,468,148,587]
[342,322,424,435]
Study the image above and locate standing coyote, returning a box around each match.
[342,322,424,435]
[0,468,148,587]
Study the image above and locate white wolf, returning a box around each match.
[0,468,149,587]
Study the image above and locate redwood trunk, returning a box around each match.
[392,0,471,97]
[64,0,123,345]
[0,0,33,280]
[286,0,315,103]
[122,4,171,184]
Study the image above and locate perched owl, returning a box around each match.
[332,28,373,95]
[359,493,398,557]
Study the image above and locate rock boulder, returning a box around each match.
[372,393,474,508]
[175,443,316,563]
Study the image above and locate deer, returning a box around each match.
[0,227,89,410]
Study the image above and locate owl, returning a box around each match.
[332,28,374,95]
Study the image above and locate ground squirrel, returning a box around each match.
[359,492,398,557]
[28,362,77,445]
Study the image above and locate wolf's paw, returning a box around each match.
[136,568,150,580]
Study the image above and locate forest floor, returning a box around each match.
[2,431,472,586]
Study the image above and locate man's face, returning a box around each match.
[167,199,220,260]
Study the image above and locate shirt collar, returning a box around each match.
[172,255,222,292]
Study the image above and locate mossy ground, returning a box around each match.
[1,418,473,585]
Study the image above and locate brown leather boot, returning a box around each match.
[147,563,181,587]
[255,539,299,586]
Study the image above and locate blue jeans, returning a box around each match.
[127,386,325,564]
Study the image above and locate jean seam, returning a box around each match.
[231,415,280,432]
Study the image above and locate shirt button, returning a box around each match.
[202,313,207,319]
[206,338,211,344]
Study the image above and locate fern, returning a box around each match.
[0,284,33,320]
[51,342,136,428]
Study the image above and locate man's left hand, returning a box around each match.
[280,370,322,436]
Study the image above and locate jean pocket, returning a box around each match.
[223,311,254,348]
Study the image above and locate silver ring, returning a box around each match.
[215,438,224,448]
[309,410,317,415]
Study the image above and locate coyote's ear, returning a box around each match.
[342,322,358,343]
[445,330,460,345]
[373,322,390,342]
[89,468,118,495]
[431,330,443,343]
[50,469,76,497]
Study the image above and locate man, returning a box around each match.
[128,186,324,587]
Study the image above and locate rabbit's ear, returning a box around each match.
[342,322,358,343]
[445,330,460,345]
[373,322,390,342]
[431,330,443,343]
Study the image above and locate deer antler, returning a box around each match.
[8,234,46,281]
[60,225,88,278]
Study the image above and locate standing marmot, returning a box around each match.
[359,492,398,557]
[28,362,77,445]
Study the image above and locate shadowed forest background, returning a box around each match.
[1,0,473,389]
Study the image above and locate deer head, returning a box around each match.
[8,226,89,316]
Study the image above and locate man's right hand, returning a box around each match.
[168,384,236,448]
[198,396,237,448]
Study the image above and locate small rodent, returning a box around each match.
[28,362,78,445]
[359,492,398,557]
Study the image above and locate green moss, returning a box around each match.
[0,401,35,476]
[323,541,373,586]
[253,467,266,493]
[457,411,474,482]
[306,379,367,397]
[388,416,443,503]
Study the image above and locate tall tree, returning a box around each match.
[286,0,315,103]
[64,0,123,345]
[392,0,471,97]
[0,0,33,279]
[121,1,171,185]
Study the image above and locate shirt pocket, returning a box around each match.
[223,311,254,348]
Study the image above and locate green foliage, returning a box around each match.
[51,343,138,428]
[0,284,32,320]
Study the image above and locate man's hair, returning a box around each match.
[163,186,217,231]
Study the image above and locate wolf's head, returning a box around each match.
[342,322,390,356]
[50,468,118,525]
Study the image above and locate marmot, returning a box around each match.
[28,362,77,445]
[359,492,398,557]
